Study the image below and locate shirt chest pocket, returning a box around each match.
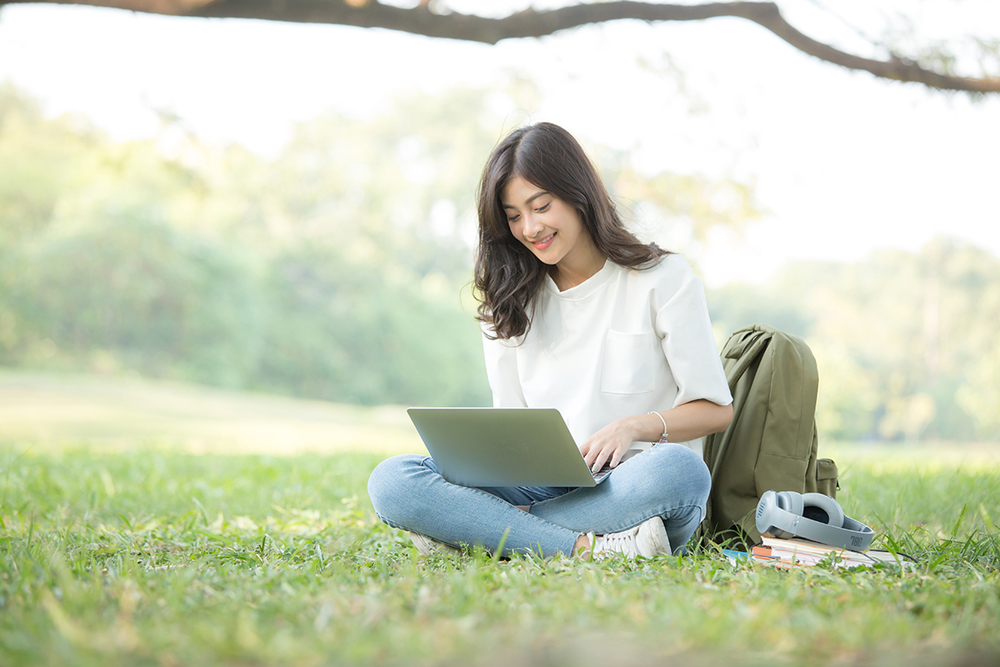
[600,329,659,394]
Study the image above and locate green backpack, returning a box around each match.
[697,324,839,547]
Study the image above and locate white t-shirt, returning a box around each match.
[482,254,732,454]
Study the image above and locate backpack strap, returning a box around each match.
[721,325,773,394]
[704,325,774,479]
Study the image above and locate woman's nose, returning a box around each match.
[522,213,544,238]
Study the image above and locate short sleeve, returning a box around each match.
[481,323,528,408]
[653,258,733,408]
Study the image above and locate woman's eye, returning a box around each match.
[507,215,520,223]
[536,203,550,213]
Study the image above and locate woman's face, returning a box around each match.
[501,175,596,271]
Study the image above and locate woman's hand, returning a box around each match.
[579,400,733,472]
[578,417,642,472]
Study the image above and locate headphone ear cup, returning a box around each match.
[776,491,803,516]
[765,491,800,539]
[801,493,846,528]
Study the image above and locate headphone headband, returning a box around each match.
[756,490,874,552]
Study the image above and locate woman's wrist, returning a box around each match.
[620,413,664,444]
[647,410,669,443]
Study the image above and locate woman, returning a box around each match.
[368,122,733,558]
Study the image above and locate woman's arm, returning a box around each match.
[481,324,527,407]
[579,399,733,472]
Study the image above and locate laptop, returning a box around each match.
[406,407,614,488]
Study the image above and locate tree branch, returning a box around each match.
[9,0,1000,94]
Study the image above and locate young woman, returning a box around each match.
[368,122,733,558]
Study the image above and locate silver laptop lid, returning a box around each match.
[406,407,606,488]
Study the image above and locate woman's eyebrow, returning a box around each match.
[502,191,549,209]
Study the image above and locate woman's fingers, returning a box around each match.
[589,448,608,472]
[589,445,622,472]
[581,444,603,470]
[609,449,624,468]
[582,441,626,471]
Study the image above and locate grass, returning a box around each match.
[1,370,999,666]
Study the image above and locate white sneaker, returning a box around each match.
[409,532,463,557]
[589,517,672,559]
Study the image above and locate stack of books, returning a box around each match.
[726,536,910,569]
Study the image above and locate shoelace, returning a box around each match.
[595,526,639,557]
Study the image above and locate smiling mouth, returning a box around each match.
[531,233,555,249]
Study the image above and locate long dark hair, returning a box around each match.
[474,122,668,340]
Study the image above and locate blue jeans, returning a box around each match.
[367,443,711,557]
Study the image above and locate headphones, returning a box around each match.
[755,490,874,552]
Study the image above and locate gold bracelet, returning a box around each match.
[648,411,668,444]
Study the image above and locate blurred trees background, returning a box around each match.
[1,80,997,442]
[709,242,1000,442]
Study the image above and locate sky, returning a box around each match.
[1,1,998,286]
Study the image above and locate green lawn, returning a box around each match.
[1,371,998,666]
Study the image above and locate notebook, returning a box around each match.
[406,407,614,488]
